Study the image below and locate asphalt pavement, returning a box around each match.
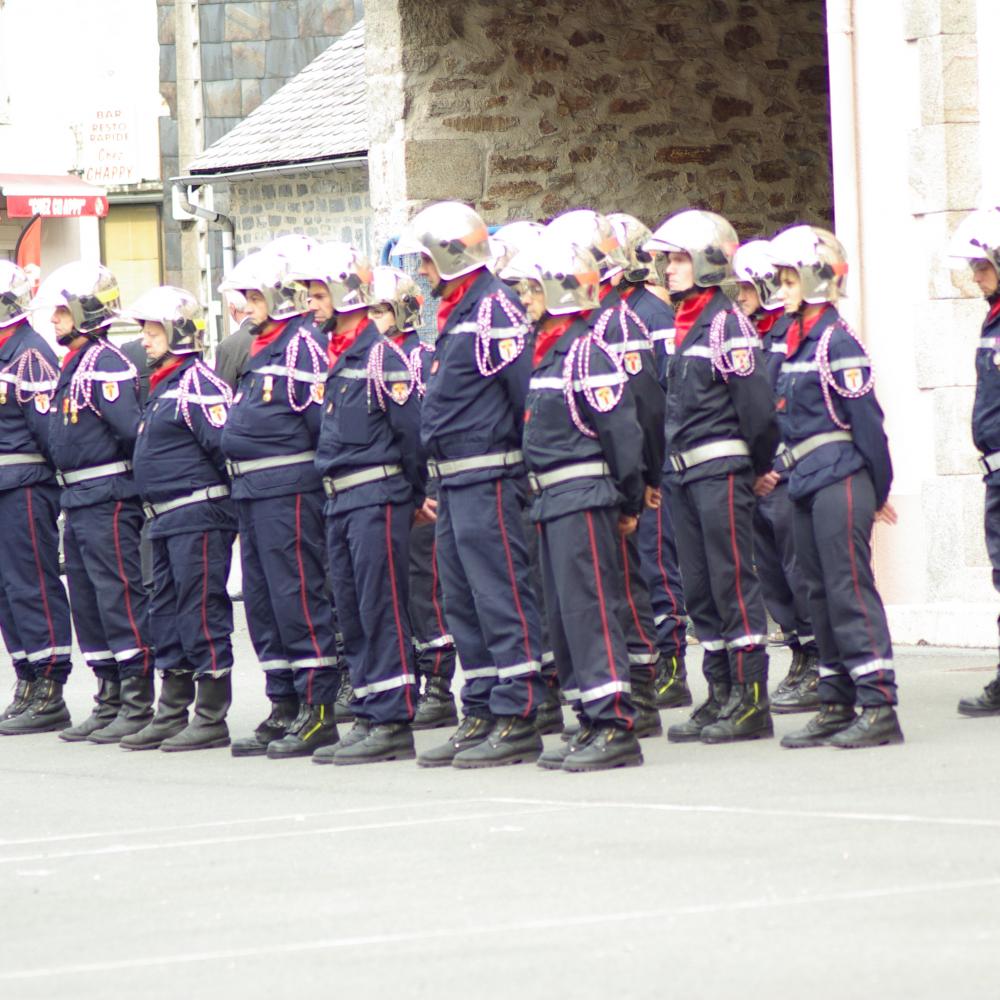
[1,616,999,1000]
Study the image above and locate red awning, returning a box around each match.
[0,173,108,219]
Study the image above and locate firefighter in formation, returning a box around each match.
[0,196,931,767]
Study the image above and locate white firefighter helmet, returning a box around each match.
[218,251,308,320]
[124,286,206,354]
[489,220,546,279]
[289,242,374,313]
[644,209,739,287]
[768,225,849,305]
[947,208,1000,271]
[607,212,661,286]
[732,240,782,311]
[34,261,121,334]
[393,201,492,281]
[0,261,33,329]
[530,238,601,316]
[371,266,424,332]
[546,209,628,281]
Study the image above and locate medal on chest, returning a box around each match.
[262,375,274,403]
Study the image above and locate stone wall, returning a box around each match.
[227,165,373,257]
[369,0,831,245]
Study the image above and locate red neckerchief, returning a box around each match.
[786,305,833,359]
[436,271,481,333]
[61,345,83,369]
[248,319,290,358]
[987,298,1000,325]
[0,328,15,353]
[598,282,616,303]
[148,357,184,394]
[755,311,780,336]
[618,284,635,301]
[390,331,407,348]
[533,315,576,367]
[674,289,716,348]
[327,313,368,367]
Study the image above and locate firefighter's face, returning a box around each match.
[417,254,442,291]
[778,267,803,313]
[665,252,695,293]
[308,281,333,323]
[519,280,545,323]
[368,303,396,334]
[51,305,75,338]
[971,259,999,298]
[141,321,170,363]
[244,290,270,326]
[736,282,761,318]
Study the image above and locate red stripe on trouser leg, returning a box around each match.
[25,488,57,678]
[620,533,656,659]
[385,505,413,716]
[585,511,625,725]
[844,476,891,702]
[112,501,149,674]
[495,478,534,716]
[294,493,323,703]
[654,504,683,658]
[199,532,219,676]
[727,475,752,636]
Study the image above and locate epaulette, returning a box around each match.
[708,308,760,381]
[474,292,529,376]
[280,326,328,412]
[562,331,626,439]
[0,346,58,408]
[174,359,233,430]
[815,319,875,430]
[69,340,139,417]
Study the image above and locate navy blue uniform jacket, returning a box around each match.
[973,298,1000,485]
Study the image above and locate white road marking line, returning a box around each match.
[482,796,1000,829]
[3,876,999,981]
[0,806,568,865]
[0,799,470,847]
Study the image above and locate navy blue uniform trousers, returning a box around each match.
[149,529,235,678]
[986,485,1000,657]
[435,477,545,719]
[237,492,339,704]
[792,471,897,707]
[63,499,152,681]
[620,531,661,684]
[0,485,72,684]
[408,506,456,684]
[326,501,418,724]
[670,472,769,686]
[753,482,817,654]
[538,506,636,729]
[636,476,688,665]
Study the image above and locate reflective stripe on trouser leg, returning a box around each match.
[539,507,635,729]
[806,473,896,707]
[0,485,72,683]
[64,501,152,681]
[437,478,544,719]
[151,530,235,678]
[237,497,297,701]
[326,502,417,725]
[683,473,768,685]
[668,480,729,686]
[636,475,688,660]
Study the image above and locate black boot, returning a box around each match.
[700,682,773,743]
[161,674,232,752]
[88,675,155,744]
[771,652,820,714]
[654,654,692,709]
[333,672,356,724]
[451,715,542,768]
[631,674,663,739]
[667,683,730,743]
[120,672,195,751]
[314,718,369,763]
[534,677,564,736]
[0,678,71,735]
[412,675,459,731]
[0,678,35,722]
[562,724,643,772]
[266,703,338,758]
[231,697,299,757]
[60,678,121,742]
[329,722,415,765]
[417,714,494,768]
[538,721,595,770]
[780,703,857,748]
[958,674,1000,717]
[828,706,904,749]
[773,647,806,698]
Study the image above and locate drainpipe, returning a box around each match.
[173,183,235,275]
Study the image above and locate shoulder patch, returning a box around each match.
[34,392,49,414]
[102,381,119,402]
[842,368,864,392]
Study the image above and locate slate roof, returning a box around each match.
[189,19,366,175]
